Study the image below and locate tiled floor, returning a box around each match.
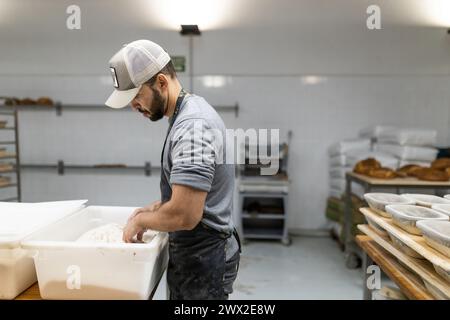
[154,236,364,300]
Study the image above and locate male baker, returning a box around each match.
[105,40,240,300]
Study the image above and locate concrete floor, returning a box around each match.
[155,236,364,300]
[230,236,363,300]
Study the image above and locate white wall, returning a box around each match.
[1,0,450,231]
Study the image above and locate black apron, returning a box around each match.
[160,89,241,300]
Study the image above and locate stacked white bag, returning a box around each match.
[328,139,399,198]
[361,126,438,167]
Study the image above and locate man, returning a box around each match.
[105,40,241,300]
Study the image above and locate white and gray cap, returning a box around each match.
[105,39,171,109]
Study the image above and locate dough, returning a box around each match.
[76,223,157,244]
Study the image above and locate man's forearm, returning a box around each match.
[137,202,190,232]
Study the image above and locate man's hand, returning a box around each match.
[123,211,147,243]
[123,185,207,237]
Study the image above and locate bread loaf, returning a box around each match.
[431,158,450,171]
[36,97,54,106]
[396,164,423,178]
[353,158,381,175]
[416,168,449,182]
[367,167,397,179]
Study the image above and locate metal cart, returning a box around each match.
[238,133,292,245]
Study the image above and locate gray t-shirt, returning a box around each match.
[160,93,238,260]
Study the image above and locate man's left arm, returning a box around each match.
[123,184,206,242]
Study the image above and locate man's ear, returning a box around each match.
[157,74,169,90]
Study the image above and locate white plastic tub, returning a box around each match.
[366,216,388,237]
[387,232,423,259]
[386,205,448,235]
[364,193,414,217]
[0,200,87,299]
[417,220,450,258]
[402,194,450,208]
[431,204,450,218]
[417,220,450,283]
[374,144,438,162]
[21,206,168,300]
[376,128,437,147]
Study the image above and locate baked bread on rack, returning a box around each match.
[431,158,450,171]
[367,167,397,179]
[36,97,54,106]
[353,158,381,175]
[415,168,449,182]
[396,164,423,178]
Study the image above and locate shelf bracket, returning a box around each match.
[57,160,65,175]
[145,161,151,176]
[56,103,63,116]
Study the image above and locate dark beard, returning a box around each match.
[148,87,165,122]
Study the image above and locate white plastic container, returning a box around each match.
[363,193,414,217]
[366,216,388,237]
[417,220,450,259]
[387,232,423,259]
[0,200,87,299]
[329,166,352,179]
[376,128,437,147]
[417,220,450,283]
[386,205,448,235]
[374,143,438,162]
[402,194,450,208]
[431,204,450,218]
[21,206,168,300]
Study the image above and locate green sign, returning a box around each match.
[171,56,186,73]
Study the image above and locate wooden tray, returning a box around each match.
[358,224,450,299]
[360,208,450,277]
[356,235,434,300]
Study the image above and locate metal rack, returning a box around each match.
[20,161,160,176]
[237,131,292,245]
[0,109,21,202]
[343,172,450,269]
[2,102,240,118]
[0,101,239,178]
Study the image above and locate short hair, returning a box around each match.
[145,60,177,87]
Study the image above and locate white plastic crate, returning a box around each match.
[21,205,168,300]
[0,200,87,299]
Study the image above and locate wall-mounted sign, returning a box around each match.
[171,56,186,73]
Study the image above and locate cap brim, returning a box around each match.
[105,86,141,109]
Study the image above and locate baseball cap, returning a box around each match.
[105,40,171,109]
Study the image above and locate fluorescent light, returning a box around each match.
[419,0,450,27]
[146,0,232,31]
[301,76,327,86]
[202,76,232,88]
